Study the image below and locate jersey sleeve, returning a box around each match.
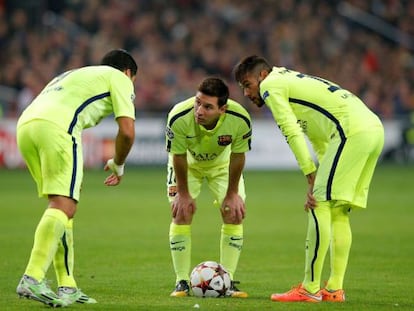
[231,127,251,153]
[166,123,188,154]
[109,71,136,120]
[165,105,192,155]
[228,106,252,154]
[261,79,316,175]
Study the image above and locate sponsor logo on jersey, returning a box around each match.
[189,149,218,161]
[217,135,232,146]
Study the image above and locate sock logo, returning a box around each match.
[229,237,243,251]
[170,240,184,245]
[170,240,186,251]
[229,242,242,251]
[230,237,243,241]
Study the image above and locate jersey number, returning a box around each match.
[167,166,176,185]
[47,69,76,87]
[296,73,341,93]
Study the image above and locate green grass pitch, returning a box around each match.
[1,163,413,310]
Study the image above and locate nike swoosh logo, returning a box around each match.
[305,293,322,301]
[230,237,243,241]
[186,135,197,138]
[170,240,185,245]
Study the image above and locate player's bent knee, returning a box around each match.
[173,214,193,225]
[48,195,77,219]
[222,215,242,225]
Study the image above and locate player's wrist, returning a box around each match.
[106,158,125,176]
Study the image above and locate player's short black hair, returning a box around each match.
[198,77,229,107]
[234,55,271,83]
[100,49,138,76]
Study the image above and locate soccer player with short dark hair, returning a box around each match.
[234,55,384,303]
[16,49,138,307]
[165,77,252,298]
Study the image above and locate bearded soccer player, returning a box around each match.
[16,49,137,307]
[234,55,384,303]
[165,77,252,298]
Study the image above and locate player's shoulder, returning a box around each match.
[72,65,126,81]
[226,99,248,113]
[261,67,302,99]
[225,99,251,124]
[167,97,194,126]
[264,66,294,84]
[76,65,112,73]
[169,97,194,114]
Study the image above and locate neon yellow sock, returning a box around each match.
[220,224,243,280]
[326,205,352,290]
[53,218,77,288]
[169,223,191,283]
[25,208,68,282]
[303,201,331,293]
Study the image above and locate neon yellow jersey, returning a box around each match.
[166,97,252,168]
[17,65,135,138]
[260,66,383,175]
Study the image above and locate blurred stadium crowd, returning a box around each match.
[0,0,413,119]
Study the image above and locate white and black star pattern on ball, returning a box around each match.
[190,261,231,298]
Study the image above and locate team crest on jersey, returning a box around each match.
[262,90,269,100]
[165,126,174,139]
[217,135,232,146]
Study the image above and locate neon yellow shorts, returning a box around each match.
[16,120,83,201]
[313,126,384,208]
[166,156,246,205]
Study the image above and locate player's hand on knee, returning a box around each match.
[221,202,245,224]
[171,193,195,222]
[221,194,245,222]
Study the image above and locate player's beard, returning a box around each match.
[252,94,265,107]
[257,96,265,107]
[248,93,265,107]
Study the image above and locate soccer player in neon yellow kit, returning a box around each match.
[234,55,384,303]
[166,77,252,298]
[15,49,137,307]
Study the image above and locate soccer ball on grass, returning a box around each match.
[190,261,231,298]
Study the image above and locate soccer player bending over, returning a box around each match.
[16,49,138,307]
[165,77,252,298]
[234,55,384,303]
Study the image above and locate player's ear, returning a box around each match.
[220,104,228,113]
[259,69,269,80]
[124,69,132,78]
